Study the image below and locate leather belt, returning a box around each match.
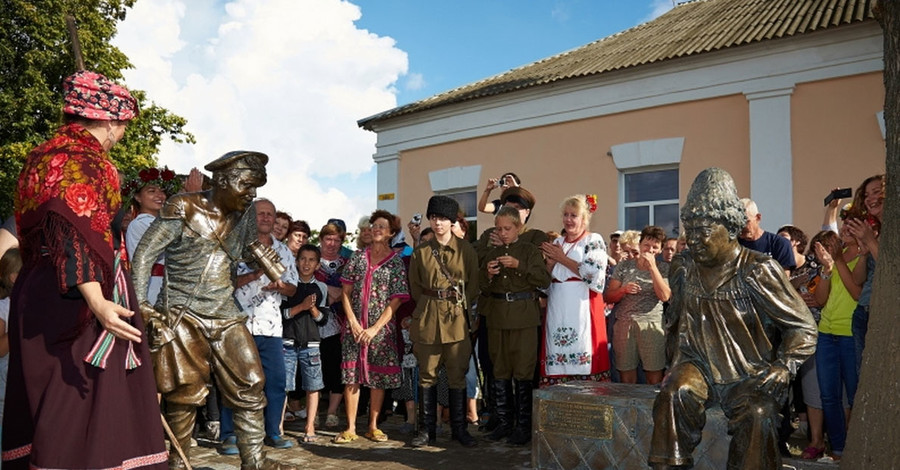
[490,292,539,302]
[422,288,460,301]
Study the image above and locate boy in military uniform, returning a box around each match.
[480,207,551,445]
[408,195,479,448]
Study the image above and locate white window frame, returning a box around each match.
[437,187,478,221]
[429,165,481,240]
[618,166,680,235]
[609,137,684,233]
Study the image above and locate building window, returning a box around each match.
[440,189,478,242]
[622,168,679,237]
[428,165,482,242]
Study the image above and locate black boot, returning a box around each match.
[411,386,437,447]
[507,379,533,446]
[478,372,499,432]
[487,379,513,441]
[449,388,477,447]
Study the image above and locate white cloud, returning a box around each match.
[551,1,571,22]
[405,72,425,91]
[113,0,408,230]
[642,0,675,23]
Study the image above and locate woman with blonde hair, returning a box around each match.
[539,194,610,386]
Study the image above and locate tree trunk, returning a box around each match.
[843,1,900,468]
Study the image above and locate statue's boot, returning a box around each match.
[449,388,477,447]
[165,403,196,469]
[233,408,294,470]
[411,386,437,447]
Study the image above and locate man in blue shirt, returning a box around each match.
[738,198,796,272]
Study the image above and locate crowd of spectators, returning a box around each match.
[0,100,885,465]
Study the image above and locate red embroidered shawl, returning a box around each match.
[16,123,123,300]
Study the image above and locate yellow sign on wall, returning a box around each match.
[378,193,395,201]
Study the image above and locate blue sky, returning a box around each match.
[355,0,674,106]
[114,0,674,229]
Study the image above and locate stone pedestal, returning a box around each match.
[532,382,728,470]
[532,381,834,470]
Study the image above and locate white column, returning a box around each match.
[375,152,399,214]
[744,87,794,231]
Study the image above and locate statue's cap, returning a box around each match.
[681,167,747,237]
[205,151,269,172]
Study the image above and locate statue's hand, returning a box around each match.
[139,301,157,324]
[142,302,176,352]
[757,363,791,402]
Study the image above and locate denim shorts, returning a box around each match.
[283,345,324,392]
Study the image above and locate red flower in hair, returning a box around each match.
[123,166,183,204]
[585,194,598,214]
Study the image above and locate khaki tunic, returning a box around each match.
[479,240,551,329]
[408,236,479,345]
[479,240,551,379]
[475,226,548,262]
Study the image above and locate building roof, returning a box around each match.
[359,0,875,129]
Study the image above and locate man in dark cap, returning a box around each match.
[132,151,294,470]
[648,168,817,470]
[408,195,479,448]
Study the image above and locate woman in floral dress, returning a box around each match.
[334,210,409,444]
[539,194,610,386]
[2,71,167,470]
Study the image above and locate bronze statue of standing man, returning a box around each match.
[132,151,293,470]
[648,168,817,470]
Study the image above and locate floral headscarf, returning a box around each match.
[62,70,139,121]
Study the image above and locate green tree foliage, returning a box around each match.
[0,0,194,218]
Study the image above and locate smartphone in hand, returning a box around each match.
[824,188,852,206]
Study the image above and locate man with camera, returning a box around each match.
[477,172,522,215]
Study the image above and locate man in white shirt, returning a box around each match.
[221,199,298,452]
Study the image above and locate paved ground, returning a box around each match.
[187,413,531,470]
[184,412,837,470]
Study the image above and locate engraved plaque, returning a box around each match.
[538,400,613,440]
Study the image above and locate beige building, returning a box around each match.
[359,0,885,241]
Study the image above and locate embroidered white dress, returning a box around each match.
[543,232,610,377]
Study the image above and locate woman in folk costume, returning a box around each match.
[2,71,168,470]
[539,194,610,386]
[123,166,182,306]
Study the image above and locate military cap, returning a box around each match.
[500,186,536,210]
